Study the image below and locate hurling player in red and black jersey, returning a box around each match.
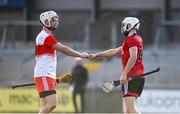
[90,17,144,114]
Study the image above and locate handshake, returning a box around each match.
[80,52,98,59]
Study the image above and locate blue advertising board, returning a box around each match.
[0,0,27,8]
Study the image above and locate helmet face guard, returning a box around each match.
[121,17,140,36]
[40,11,59,31]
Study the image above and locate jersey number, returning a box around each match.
[138,46,143,59]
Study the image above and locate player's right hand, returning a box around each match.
[120,72,128,84]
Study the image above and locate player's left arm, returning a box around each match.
[120,46,137,84]
[123,46,137,74]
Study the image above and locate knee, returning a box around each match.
[46,102,57,111]
[39,102,57,113]
[50,103,57,110]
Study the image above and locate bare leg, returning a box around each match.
[123,96,141,114]
[38,98,46,114]
[39,94,58,114]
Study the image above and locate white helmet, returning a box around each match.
[40,11,59,28]
[121,17,140,36]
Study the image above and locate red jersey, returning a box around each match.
[121,34,144,78]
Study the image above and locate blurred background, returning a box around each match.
[0,0,180,113]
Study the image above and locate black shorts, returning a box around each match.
[121,78,145,98]
[39,90,56,98]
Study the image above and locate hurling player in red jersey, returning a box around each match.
[90,17,144,114]
[35,11,89,114]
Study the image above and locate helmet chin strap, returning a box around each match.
[40,21,56,31]
[123,31,129,37]
[123,21,140,37]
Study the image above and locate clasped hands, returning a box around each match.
[80,52,97,59]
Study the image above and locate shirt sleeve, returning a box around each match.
[126,37,138,48]
[44,35,58,48]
